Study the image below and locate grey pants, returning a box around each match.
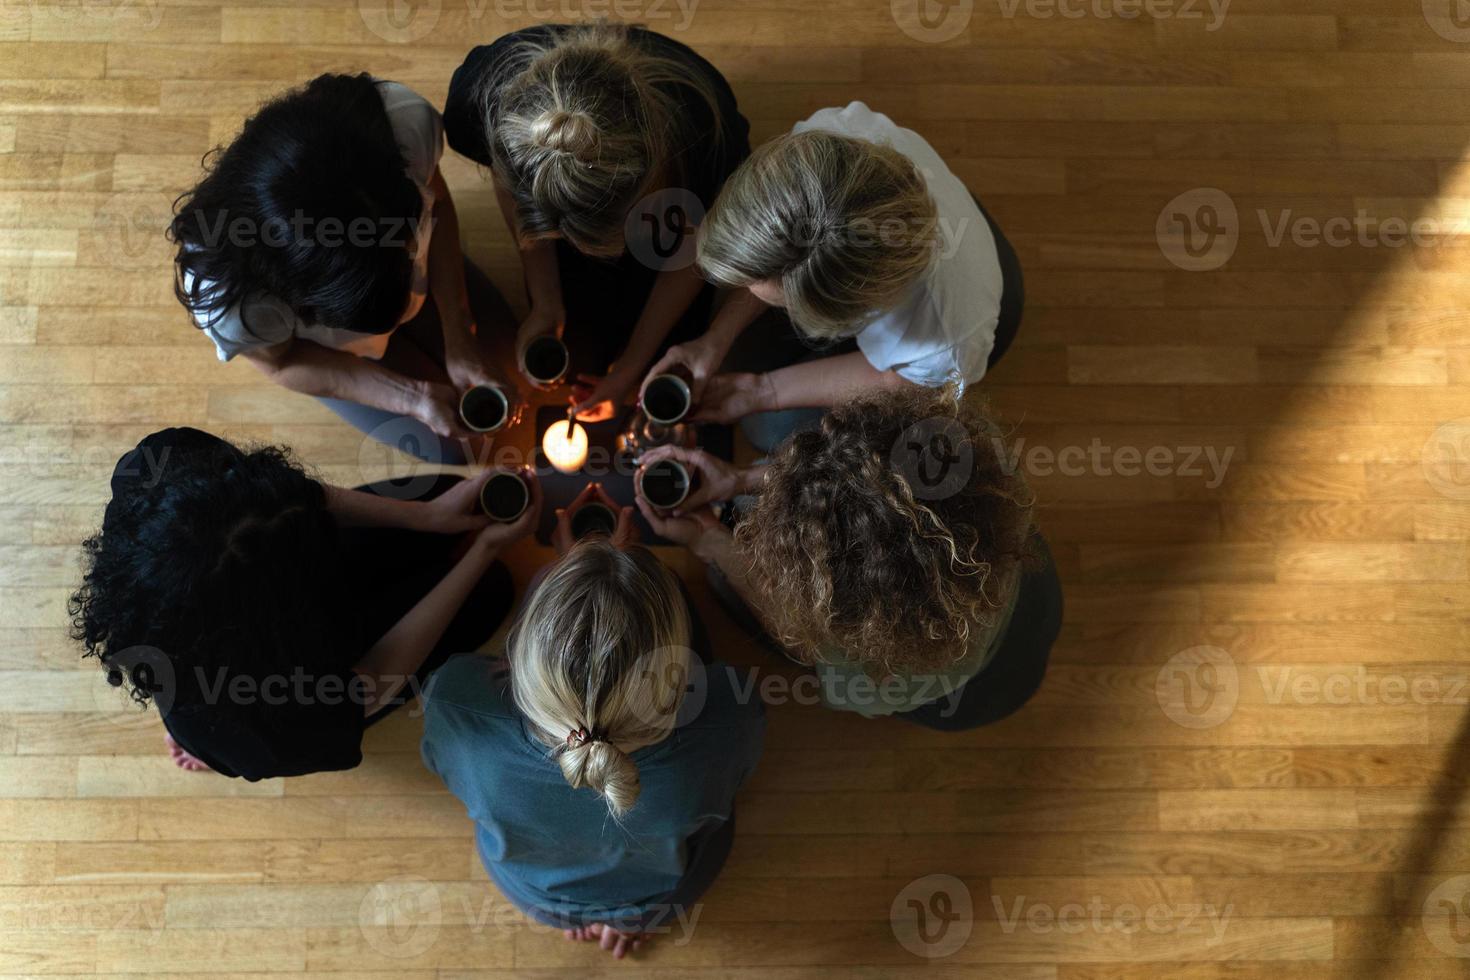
[319,260,516,466]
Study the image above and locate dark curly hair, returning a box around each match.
[170,72,422,336]
[736,386,1035,674]
[69,430,345,707]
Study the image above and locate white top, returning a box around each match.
[792,102,1003,389]
[184,81,444,363]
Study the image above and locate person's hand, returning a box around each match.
[570,367,637,423]
[637,495,728,559]
[414,380,476,441]
[553,483,638,556]
[443,319,507,395]
[642,334,723,406]
[418,470,493,534]
[562,922,649,959]
[637,445,747,517]
[515,305,563,383]
[690,372,776,425]
[474,470,542,550]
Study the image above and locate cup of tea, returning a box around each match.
[523,335,570,389]
[459,384,512,433]
[636,458,694,511]
[480,469,530,522]
[642,372,692,425]
[569,501,618,540]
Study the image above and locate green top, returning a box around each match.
[812,566,1022,717]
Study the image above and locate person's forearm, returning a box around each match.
[324,484,434,532]
[735,462,768,494]
[696,530,783,639]
[619,264,707,376]
[246,342,422,415]
[353,537,501,716]
[705,287,767,358]
[764,351,913,410]
[495,180,562,314]
[426,169,474,347]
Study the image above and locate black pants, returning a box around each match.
[978,197,1025,371]
[348,474,515,723]
[708,535,1061,731]
[898,537,1061,730]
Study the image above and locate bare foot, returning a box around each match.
[165,733,213,773]
[562,922,649,959]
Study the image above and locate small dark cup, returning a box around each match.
[637,458,693,511]
[480,470,530,522]
[569,501,618,540]
[523,335,570,388]
[642,373,692,425]
[459,384,510,433]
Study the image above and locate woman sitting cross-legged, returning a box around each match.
[645,100,1024,453]
[638,386,1061,730]
[420,506,765,959]
[170,73,514,464]
[70,427,534,779]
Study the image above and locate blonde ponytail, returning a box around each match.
[480,21,726,256]
[508,540,692,819]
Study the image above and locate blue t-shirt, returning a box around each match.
[420,653,765,930]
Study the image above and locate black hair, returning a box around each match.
[69,435,345,707]
[169,72,423,336]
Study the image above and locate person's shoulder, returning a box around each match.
[423,654,517,721]
[793,101,896,139]
[683,660,768,734]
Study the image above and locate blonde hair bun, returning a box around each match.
[559,739,641,817]
[529,108,600,160]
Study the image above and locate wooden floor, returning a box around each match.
[3,0,1470,976]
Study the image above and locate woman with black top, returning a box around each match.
[69,427,537,779]
[443,22,751,420]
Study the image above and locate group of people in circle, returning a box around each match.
[70,22,1062,957]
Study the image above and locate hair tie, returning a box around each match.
[566,727,608,748]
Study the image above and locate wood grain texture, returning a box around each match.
[1,0,1468,976]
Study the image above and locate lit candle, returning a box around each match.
[543,418,589,474]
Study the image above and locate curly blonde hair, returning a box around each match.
[736,386,1034,674]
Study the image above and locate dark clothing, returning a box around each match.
[444,25,752,376]
[707,534,1061,731]
[978,196,1025,371]
[105,429,512,781]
